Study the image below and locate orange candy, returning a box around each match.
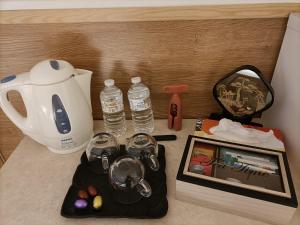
[78,190,89,199]
[87,185,97,197]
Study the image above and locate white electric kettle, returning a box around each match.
[0,59,94,154]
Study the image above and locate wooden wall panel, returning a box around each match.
[0,18,287,162]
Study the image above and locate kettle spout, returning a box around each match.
[74,69,92,109]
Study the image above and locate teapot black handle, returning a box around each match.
[153,135,177,141]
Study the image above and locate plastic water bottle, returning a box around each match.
[100,79,126,137]
[128,77,154,133]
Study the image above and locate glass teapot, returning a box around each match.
[109,155,152,204]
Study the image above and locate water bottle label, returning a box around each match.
[101,96,124,113]
[129,98,151,111]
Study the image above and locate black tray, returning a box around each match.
[61,144,168,219]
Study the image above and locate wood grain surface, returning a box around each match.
[0,18,287,163]
[0,4,299,24]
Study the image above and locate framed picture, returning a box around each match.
[177,135,298,205]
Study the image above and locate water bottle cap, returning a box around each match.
[104,79,115,87]
[131,77,141,84]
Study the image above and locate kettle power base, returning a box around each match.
[61,145,168,219]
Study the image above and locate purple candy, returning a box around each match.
[74,199,88,209]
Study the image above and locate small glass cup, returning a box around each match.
[85,132,119,173]
[126,133,160,171]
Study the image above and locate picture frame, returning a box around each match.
[176,135,298,208]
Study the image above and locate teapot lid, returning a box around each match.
[29,59,77,85]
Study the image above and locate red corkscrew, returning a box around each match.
[163,84,188,131]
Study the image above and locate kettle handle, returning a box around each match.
[0,73,33,133]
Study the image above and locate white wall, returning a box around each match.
[1,0,300,11]
[262,13,300,172]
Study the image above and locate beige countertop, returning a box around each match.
[0,119,299,225]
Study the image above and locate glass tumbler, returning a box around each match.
[126,133,160,171]
[86,132,119,173]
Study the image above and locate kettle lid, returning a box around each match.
[29,59,77,85]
